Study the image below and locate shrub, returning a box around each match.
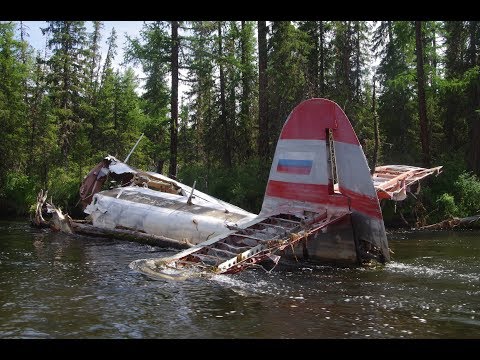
[435,193,460,218]
[46,166,82,214]
[2,171,37,215]
[453,172,480,217]
[178,158,269,214]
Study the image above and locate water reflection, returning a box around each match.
[0,221,479,338]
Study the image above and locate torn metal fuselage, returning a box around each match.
[80,156,257,246]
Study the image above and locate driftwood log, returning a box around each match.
[418,215,480,230]
[31,189,73,233]
[32,189,50,228]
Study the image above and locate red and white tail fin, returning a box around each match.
[261,98,389,262]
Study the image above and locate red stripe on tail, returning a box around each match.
[266,180,383,220]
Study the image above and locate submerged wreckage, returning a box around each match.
[34,98,442,279]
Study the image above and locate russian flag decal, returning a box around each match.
[277,158,313,175]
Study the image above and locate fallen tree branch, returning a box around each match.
[31,189,49,228]
[417,214,480,230]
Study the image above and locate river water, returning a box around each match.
[0,220,478,339]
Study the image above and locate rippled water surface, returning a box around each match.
[0,220,479,338]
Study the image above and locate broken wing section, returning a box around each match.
[373,165,443,201]
[129,210,351,281]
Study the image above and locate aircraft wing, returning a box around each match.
[373,165,443,201]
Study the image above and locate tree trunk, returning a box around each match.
[156,159,165,174]
[468,21,477,66]
[257,21,269,160]
[240,21,250,123]
[343,21,352,102]
[468,21,480,174]
[240,20,252,161]
[319,21,325,96]
[415,21,431,167]
[432,23,437,75]
[318,21,325,97]
[61,22,72,165]
[218,22,231,168]
[387,21,393,44]
[89,21,101,91]
[371,78,379,174]
[312,22,319,96]
[355,21,361,100]
[169,21,179,178]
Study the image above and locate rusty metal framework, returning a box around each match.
[129,210,351,280]
[373,165,443,201]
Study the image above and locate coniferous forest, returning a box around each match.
[1,21,479,227]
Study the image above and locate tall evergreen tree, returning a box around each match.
[238,20,257,161]
[267,21,310,154]
[442,21,468,150]
[183,21,216,166]
[170,20,179,178]
[0,22,29,191]
[467,21,480,174]
[299,21,319,97]
[88,21,103,95]
[298,21,333,99]
[125,21,171,173]
[374,21,418,164]
[257,21,269,160]
[41,21,90,167]
[217,21,232,168]
[27,53,56,187]
[415,21,431,167]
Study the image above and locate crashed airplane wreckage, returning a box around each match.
[33,98,442,280]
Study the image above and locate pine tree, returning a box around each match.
[88,21,103,96]
[183,21,216,166]
[217,21,232,168]
[90,27,118,155]
[124,21,171,173]
[267,21,310,154]
[41,21,90,167]
[466,21,480,174]
[28,53,56,188]
[257,21,269,160]
[170,20,179,178]
[442,21,468,150]
[0,22,29,191]
[238,21,257,161]
[415,21,431,167]
[299,21,319,98]
[374,21,418,164]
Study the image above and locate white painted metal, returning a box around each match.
[84,186,256,245]
[267,139,329,185]
[334,141,378,197]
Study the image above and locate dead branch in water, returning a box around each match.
[417,215,480,230]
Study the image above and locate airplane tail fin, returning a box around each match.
[261,98,389,262]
